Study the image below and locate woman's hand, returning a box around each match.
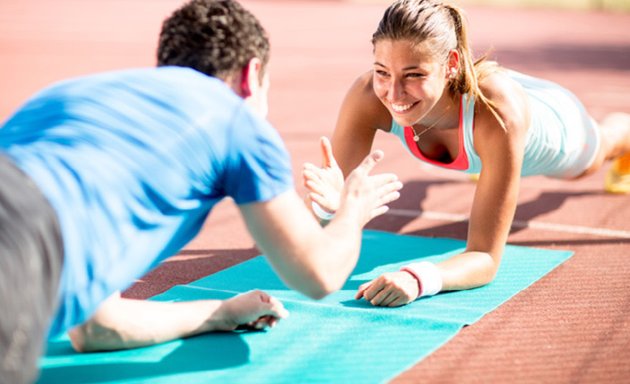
[303,137,345,214]
[355,271,420,307]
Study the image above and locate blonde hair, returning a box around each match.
[372,0,505,128]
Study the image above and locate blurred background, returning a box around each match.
[355,0,630,11]
[2,1,630,382]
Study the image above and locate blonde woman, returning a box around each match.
[304,0,630,307]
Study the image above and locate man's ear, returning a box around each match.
[239,57,263,98]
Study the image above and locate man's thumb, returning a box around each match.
[357,150,384,174]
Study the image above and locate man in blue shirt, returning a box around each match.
[0,1,402,382]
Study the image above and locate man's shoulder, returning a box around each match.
[73,66,226,94]
[122,66,226,92]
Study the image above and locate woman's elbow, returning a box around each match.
[483,268,499,286]
[467,251,500,287]
[482,256,501,285]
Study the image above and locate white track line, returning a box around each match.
[387,208,630,239]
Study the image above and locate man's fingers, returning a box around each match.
[265,296,289,319]
[370,205,390,220]
[382,191,401,205]
[257,290,270,302]
[369,173,401,189]
[355,150,384,175]
[374,191,400,211]
[378,179,403,195]
[253,291,289,319]
[374,178,402,202]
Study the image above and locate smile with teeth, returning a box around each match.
[391,102,416,113]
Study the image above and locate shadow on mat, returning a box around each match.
[38,332,250,383]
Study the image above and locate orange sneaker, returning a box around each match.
[605,152,630,194]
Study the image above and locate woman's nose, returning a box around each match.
[388,79,405,101]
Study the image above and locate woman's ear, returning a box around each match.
[446,49,460,79]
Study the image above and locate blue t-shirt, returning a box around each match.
[0,67,294,337]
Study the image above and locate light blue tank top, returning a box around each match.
[390,70,599,178]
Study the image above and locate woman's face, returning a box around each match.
[372,39,450,127]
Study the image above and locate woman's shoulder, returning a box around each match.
[341,70,392,132]
[348,71,381,107]
[476,70,529,133]
[478,70,522,104]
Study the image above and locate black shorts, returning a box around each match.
[0,155,63,384]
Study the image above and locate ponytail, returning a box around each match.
[443,3,506,129]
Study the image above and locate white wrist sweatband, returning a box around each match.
[400,261,443,298]
[311,201,335,221]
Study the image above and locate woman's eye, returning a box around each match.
[405,73,423,78]
[375,70,389,77]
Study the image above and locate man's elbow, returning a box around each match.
[68,325,89,352]
[299,272,344,300]
[304,286,331,300]
[68,321,124,353]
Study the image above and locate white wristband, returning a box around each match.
[311,201,335,221]
[400,261,443,298]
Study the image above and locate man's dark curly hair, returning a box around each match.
[157,0,270,81]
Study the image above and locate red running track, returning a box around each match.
[1,1,629,382]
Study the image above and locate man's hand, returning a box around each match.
[355,271,419,307]
[303,136,402,225]
[214,290,289,331]
[339,148,402,226]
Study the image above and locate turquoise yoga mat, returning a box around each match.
[38,230,573,383]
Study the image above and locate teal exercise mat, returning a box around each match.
[39,286,462,384]
[38,230,573,383]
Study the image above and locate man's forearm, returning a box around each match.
[69,297,225,352]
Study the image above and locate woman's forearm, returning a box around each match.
[437,251,499,292]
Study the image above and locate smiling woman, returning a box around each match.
[302,0,630,308]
